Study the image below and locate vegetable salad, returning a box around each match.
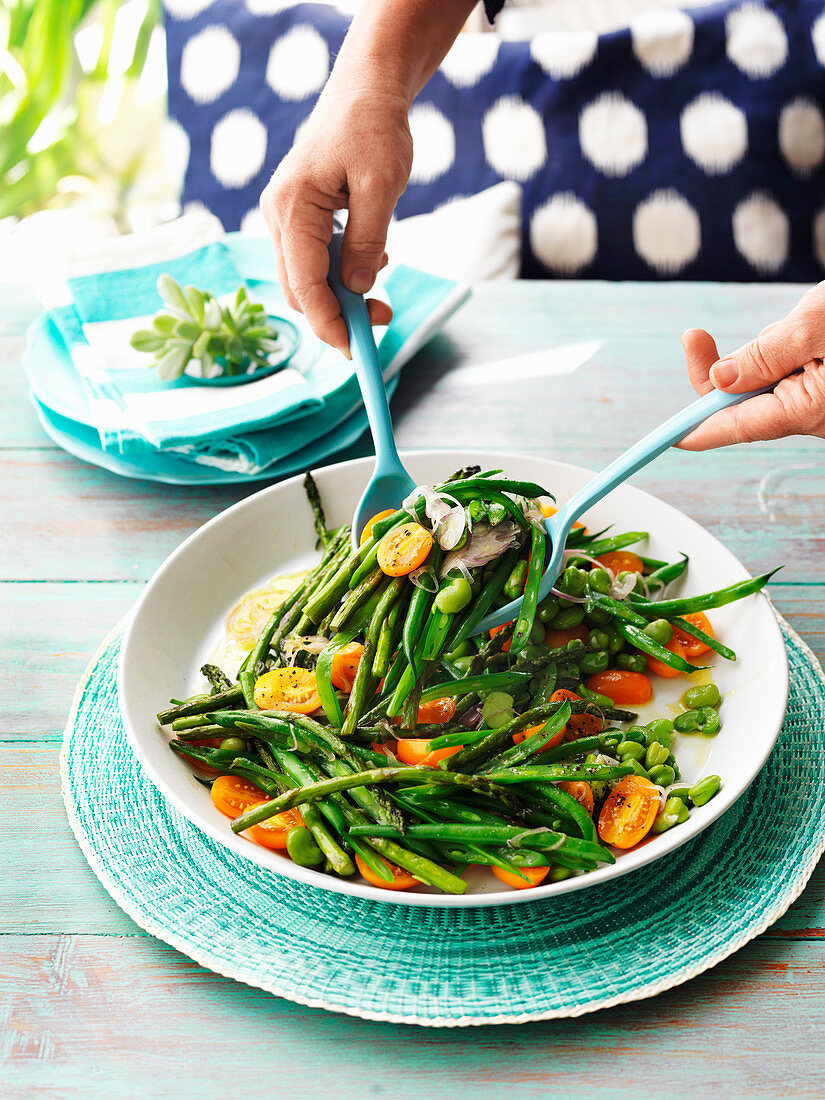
[157,466,774,895]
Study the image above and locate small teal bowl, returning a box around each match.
[184,315,300,387]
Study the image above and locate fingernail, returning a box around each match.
[337,344,352,361]
[710,357,738,388]
[347,269,375,294]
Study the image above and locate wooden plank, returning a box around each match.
[1,934,823,1099]
[0,583,137,738]
[3,745,822,937]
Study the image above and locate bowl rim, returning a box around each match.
[118,448,789,908]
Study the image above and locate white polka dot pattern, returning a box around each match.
[726,3,788,79]
[210,108,268,189]
[733,192,789,271]
[630,9,694,77]
[530,31,597,80]
[579,92,647,177]
[180,25,240,104]
[814,207,825,268]
[265,25,329,101]
[239,206,268,235]
[529,193,597,274]
[439,35,500,88]
[812,12,825,67]
[482,96,547,182]
[633,190,701,273]
[779,98,825,175]
[680,93,748,175]
[408,103,456,185]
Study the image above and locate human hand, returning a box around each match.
[260,83,413,354]
[678,282,825,449]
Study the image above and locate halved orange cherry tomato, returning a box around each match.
[247,806,305,850]
[388,696,457,728]
[377,522,433,576]
[355,853,419,891]
[671,611,715,657]
[330,642,364,692]
[585,669,653,705]
[489,621,513,653]
[492,864,551,889]
[545,623,590,648]
[210,775,267,818]
[395,738,462,767]
[559,780,595,816]
[646,638,688,679]
[360,509,396,545]
[598,775,660,849]
[253,667,321,713]
[542,503,586,533]
[549,688,602,740]
[179,736,224,776]
[597,550,644,575]
[512,721,565,751]
[370,740,397,757]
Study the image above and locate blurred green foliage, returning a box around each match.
[0,0,162,221]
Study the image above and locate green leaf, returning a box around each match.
[154,343,191,381]
[157,274,190,316]
[203,297,222,329]
[173,320,201,341]
[184,285,206,323]
[130,329,166,353]
[153,313,177,334]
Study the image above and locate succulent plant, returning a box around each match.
[130,274,283,381]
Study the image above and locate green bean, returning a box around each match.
[420,671,531,702]
[689,775,721,806]
[341,637,377,738]
[504,559,528,600]
[615,620,704,673]
[373,597,405,679]
[348,541,382,590]
[171,713,218,732]
[539,731,622,763]
[173,724,228,741]
[626,569,779,617]
[437,476,548,499]
[484,703,571,769]
[511,520,546,654]
[347,823,612,864]
[426,727,492,750]
[484,763,633,784]
[330,568,387,633]
[645,554,689,589]
[682,683,721,709]
[570,531,647,558]
[667,615,735,661]
[206,710,314,754]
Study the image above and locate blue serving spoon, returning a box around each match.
[474,370,802,636]
[327,223,416,548]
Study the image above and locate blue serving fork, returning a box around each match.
[474,370,801,635]
[327,223,416,548]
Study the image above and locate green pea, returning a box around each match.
[615,652,647,673]
[555,606,585,629]
[674,709,701,733]
[648,764,676,787]
[589,629,610,651]
[578,650,609,676]
[530,620,547,645]
[219,736,247,752]
[644,618,673,645]
[651,797,690,834]
[689,774,721,806]
[467,500,487,524]
[682,683,721,709]
[603,626,624,655]
[549,865,573,882]
[435,577,472,614]
[586,568,612,594]
[586,607,612,626]
[667,785,690,804]
[559,565,588,598]
[446,640,473,660]
[617,739,645,761]
[488,502,507,526]
[645,741,669,769]
[576,685,613,707]
[481,691,515,729]
[286,826,324,867]
[537,594,560,623]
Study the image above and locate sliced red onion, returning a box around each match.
[650,783,667,811]
[409,564,438,592]
[610,572,639,601]
[461,702,484,729]
[403,483,467,550]
[550,586,588,604]
[563,548,608,572]
[441,520,522,575]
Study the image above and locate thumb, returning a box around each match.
[710,310,820,394]
[340,184,398,295]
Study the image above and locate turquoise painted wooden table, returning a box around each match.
[3,280,824,1097]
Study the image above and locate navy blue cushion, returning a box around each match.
[166,0,825,280]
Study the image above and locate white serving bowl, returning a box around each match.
[119,450,788,907]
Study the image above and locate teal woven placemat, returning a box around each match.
[61,617,825,1027]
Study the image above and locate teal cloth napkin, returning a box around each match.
[32,216,470,476]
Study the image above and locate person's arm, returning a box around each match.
[260,0,476,353]
[678,282,825,448]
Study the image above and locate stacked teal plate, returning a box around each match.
[61,617,825,1026]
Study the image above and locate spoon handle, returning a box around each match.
[327,228,403,472]
[556,372,799,528]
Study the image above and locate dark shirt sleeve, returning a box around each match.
[484,0,505,23]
